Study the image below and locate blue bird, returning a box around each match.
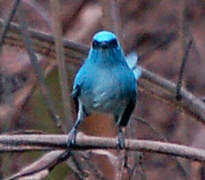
[67,30,140,148]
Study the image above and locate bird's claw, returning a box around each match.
[66,128,77,148]
[117,132,125,149]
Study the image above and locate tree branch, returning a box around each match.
[0,134,205,162]
[6,150,71,180]
[17,7,63,128]
[50,0,73,130]
[0,0,21,55]
[140,68,205,124]
[0,18,88,61]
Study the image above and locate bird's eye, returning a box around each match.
[92,40,100,48]
[109,39,118,48]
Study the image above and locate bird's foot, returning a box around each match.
[117,131,125,149]
[66,128,77,148]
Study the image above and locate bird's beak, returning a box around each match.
[100,41,109,49]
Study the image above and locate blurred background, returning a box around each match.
[0,0,205,179]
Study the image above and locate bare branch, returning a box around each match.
[17,5,63,128]
[0,134,205,162]
[136,117,189,179]
[140,68,205,124]
[176,0,192,101]
[50,0,73,131]
[6,150,71,180]
[0,18,88,60]
[0,0,21,55]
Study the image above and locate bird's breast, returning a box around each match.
[79,65,136,114]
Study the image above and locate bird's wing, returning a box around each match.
[72,84,81,114]
[72,63,87,113]
[118,93,137,127]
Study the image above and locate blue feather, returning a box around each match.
[126,52,142,81]
[73,31,138,122]
[68,30,141,148]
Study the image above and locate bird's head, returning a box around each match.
[92,31,119,49]
[87,31,125,64]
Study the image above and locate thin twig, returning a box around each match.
[136,117,190,179]
[6,150,71,180]
[127,119,147,180]
[17,4,63,128]
[176,0,192,101]
[0,18,88,60]
[174,2,191,178]
[81,152,108,180]
[141,68,205,124]
[176,0,186,101]
[0,0,21,55]
[50,0,73,131]
[136,154,147,180]
[176,39,192,100]
[0,0,21,129]
[69,153,88,180]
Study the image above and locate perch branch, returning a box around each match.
[0,134,205,162]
